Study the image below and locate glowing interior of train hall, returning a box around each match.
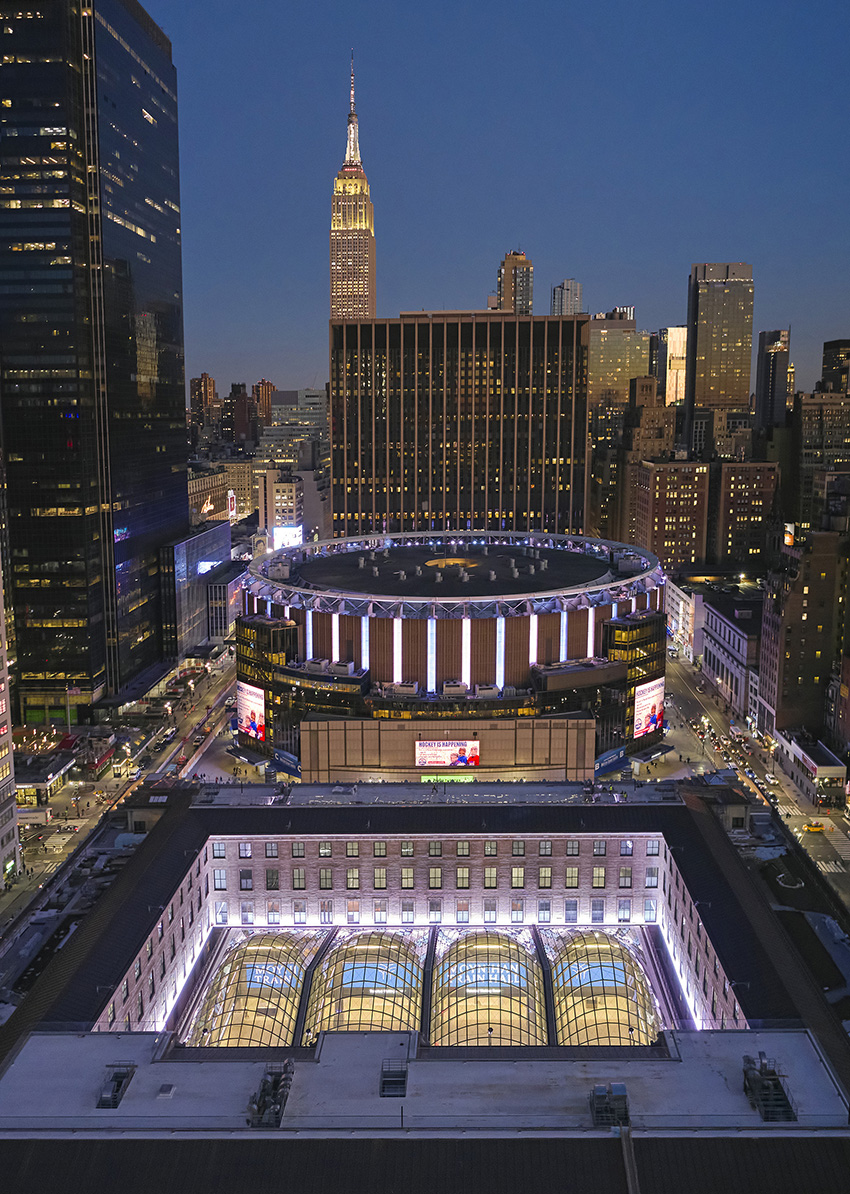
[184,926,663,1049]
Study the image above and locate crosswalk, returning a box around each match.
[777,805,798,819]
[826,822,850,858]
[818,859,846,875]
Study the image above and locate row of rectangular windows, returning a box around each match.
[212,896,659,927]
[212,865,660,892]
[213,838,662,859]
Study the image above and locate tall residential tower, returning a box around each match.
[329,55,376,319]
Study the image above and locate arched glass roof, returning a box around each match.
[187,932,322,1047]
[301,930,427,1044]
[430,930,547,1046]
[549,930,658,1046]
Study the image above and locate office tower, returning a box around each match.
[330,55,375,319]
[632,461,710,573]
[786,392,850,528]
[611,377,678,546]
[754,330,790,431]
[758,529,845,737]
[0,553,19,881]
[585,317,650,407]
[656,327,688,406]
[821,340,850,392]
[709,462,779,565]
[252,379,275,426]
[496,251,533,314]
[331,312,589,536]
[0,1,187,723]
[551,278,582,316]
[190,374,217,430]
[787,361,796,404]
[258,469,304,549]
[685,264,753,447]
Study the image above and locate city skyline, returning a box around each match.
[142,0,848,395]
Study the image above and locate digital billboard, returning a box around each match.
[415,740,480,768]
[237,680,266,742]
[633,676,665,740]
[273,525,303,550]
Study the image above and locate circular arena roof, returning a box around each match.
[247,531,662,620]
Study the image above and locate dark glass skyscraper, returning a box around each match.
[331,312,588,537]
[754,329,790,431]
[0,1,188,723]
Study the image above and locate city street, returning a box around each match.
[664,654,850,906]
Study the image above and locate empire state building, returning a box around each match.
[330,56,376,318]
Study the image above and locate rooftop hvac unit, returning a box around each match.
[305,659,330,674]
[390,682,419,696]
[442,681,468,696]
[474,685,500,698]
[589,1083,629,1127]
[503,685,517,698]
[329,661,355,676]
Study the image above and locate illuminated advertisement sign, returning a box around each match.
[228,489,236,519]
[633,676,665,740]
[273,525,303,550]
[237,680,266,742]
[784,523,795,547]
[415,740,480,768]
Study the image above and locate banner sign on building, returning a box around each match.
[237,680,266,742]
[415,740,480,768]
[633,677,665,740]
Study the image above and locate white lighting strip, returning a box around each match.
[393,617,402,683]
[560,610,568,661]
[360,616,370,671]
[427,618,437,693]
[265,598,272,617]
[305,609,313,660]
[631,596,637,613]
[496,616,505,689]
[528,613,538,666]
[586,607,595,657]
[461,617,471,688]
[331,613,339,663]
[658,904,706,1030]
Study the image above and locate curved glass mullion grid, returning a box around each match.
[301,929,427,1044]
[187,931,322,1047]
[547,929,658,1046]
[430,929,547,1046]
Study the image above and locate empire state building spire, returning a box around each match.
[330,52,375,319]
[345,52,360,165]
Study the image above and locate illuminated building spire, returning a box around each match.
[345,49,361,166]
[331,51,375,318]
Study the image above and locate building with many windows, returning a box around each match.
[329,56,375,320]
[2,781,850,1189]
[631,462,710,574]
[0,554,18,882]
[331,313,590,537]
[684,264,753,451]
[495,251,533,314]
[701,594,762,720]
[0,0,188,723]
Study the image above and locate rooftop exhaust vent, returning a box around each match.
[589,1082,629,1126]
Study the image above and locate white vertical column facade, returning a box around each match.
[393,617,402,684]
[360,616,370,671]
[331,613,340,663]
[586,606,595,657]
[305,609,313,660]
[495,616,505,689]
[528,613,538,666]
[559,610,568,661]
[427,618,437,693]
[461,617,471,688]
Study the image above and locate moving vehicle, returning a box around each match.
[803,821,824,833]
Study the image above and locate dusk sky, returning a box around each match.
[145,0,849,396]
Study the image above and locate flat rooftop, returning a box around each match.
[289,544,612,599]
[0,1027,844,1134]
